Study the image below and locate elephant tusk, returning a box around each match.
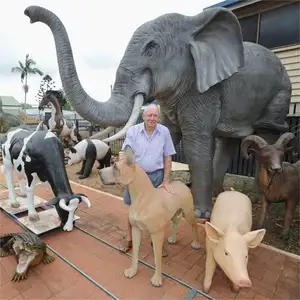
[90,126,116,140]
[35,121,44,131]
[58,198,72,212]
[81,196,91,208]
[102,94,144,143]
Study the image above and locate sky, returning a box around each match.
[0,0,220,106]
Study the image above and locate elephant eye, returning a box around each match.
[142,40,159,57]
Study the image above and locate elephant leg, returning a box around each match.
[182,132,214,222]
[159,111,182,147]
[212,137,239,197]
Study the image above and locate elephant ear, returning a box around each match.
[189,7,244,93]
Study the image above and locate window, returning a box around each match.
[239,14,258,43]
[258,2,300,48]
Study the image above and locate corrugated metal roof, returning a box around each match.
[205,0,242,9]
[0,96,21,107]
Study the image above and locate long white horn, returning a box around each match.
[81,196,91,208]
[59,198,72,212]
[102,94,144,143]
[90,126,116,140]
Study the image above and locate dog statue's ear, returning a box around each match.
[124,145,135,165]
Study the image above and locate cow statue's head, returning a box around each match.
[46,193,91,231]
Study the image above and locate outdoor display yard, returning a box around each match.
[1,2,300,300]
[66,160,300,257]
[0,163,299,300]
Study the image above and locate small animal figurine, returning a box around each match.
[203,190,266,294]
[1,128,91,229]
[46,193,91,231]
[38,90,80,144]
[65,138,111,179]
[241,132,299,239]
[99,145,201,287]
[0,232,55,281]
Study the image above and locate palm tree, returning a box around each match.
[11,54,44,114]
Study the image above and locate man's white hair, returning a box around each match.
[143,103,160,115]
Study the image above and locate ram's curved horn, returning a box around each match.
[241,135,268,159]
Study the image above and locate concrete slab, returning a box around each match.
[171,162,189,171]
[18,208,80,235]
[0,195,46,214]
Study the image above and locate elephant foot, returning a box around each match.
[194,209,211,224]
[280,228,290,240]
[78,175,88,180]
[76,171,83,175]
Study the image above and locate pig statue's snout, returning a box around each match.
[236,278,252,288]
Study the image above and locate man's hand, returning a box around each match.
[158,180,174,193]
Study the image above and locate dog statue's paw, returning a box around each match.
[167,236,176,244]
[151,273,162,287]
[191,241,201,250]
[124,267,137,279]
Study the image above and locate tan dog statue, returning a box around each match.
[203,190,266,293]
[99,145,201,287]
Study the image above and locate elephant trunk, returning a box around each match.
[24,5,133,126]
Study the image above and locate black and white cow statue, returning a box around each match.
[65,138,111,179]
[1,128,91,229]
[46,193,90,231]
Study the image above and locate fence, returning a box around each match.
[79,115,300,178]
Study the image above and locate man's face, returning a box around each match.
[143,106,159,129]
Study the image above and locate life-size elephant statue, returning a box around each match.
[24,6,291,220]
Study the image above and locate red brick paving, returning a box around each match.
[0,183,299,300]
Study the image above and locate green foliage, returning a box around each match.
[62,101,72,110]
[35,74,56,105]
[11,54,43,83]
[57,89,72,111]
[11,54,44,113]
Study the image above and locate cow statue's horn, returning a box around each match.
[81,196,91,208]
[59,198,72,212]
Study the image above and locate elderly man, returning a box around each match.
[119,103,176,256]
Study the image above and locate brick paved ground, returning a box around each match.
[0,182,299,300]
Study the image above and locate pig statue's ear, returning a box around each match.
[205,222,225,244]
[243,229,266,248]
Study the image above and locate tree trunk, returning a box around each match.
[24,74,28,115]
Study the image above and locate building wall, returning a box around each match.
[272,45,300,115]
[2,107,21,116]
[229,1,300,116]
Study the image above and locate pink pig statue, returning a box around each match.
[203,190,266,293]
